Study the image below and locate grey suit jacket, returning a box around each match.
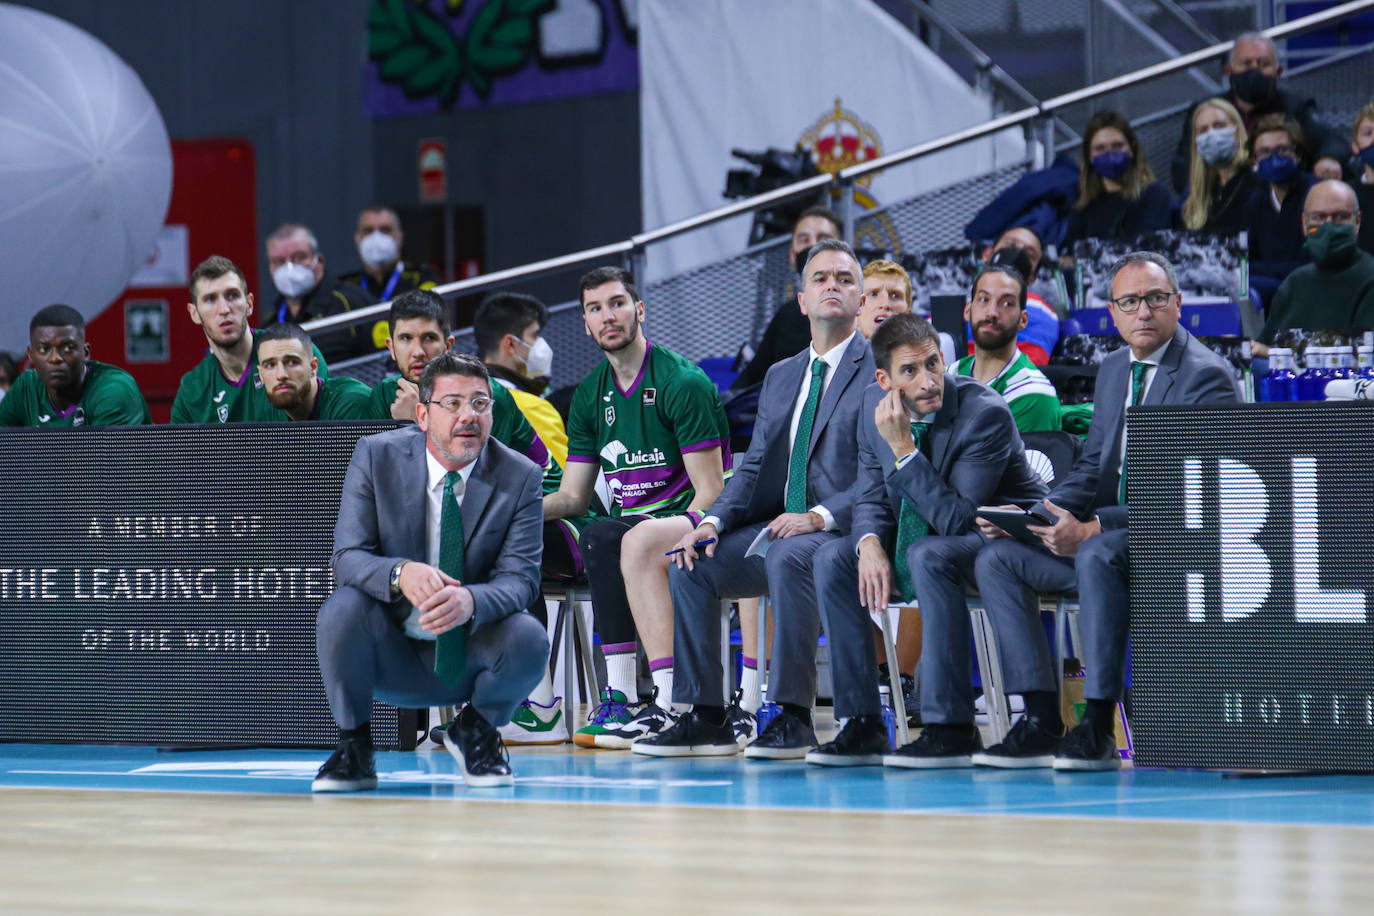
[1051,324,1238,530]
[330,425,543,634]
[709,332,875,534]
[852,375,1049,550]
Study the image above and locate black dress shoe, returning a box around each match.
[744,710,818,759]
[806,715,890,767]
[632,708,740,757]
[311,736,378,792]
[1052,719,1120,771]
[972,715,1062,768]
[443,705,514,787]
[883,723,982,769]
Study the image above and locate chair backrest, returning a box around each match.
[1020,430,1083,487]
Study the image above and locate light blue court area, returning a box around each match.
[6,743,1374,828]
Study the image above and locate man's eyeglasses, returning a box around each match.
[424,394,493,415]
[1305,210,1357,227]
[1109,290,1178,313]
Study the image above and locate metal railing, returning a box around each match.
[303,0,1374,339]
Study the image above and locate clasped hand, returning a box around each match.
[399,561,474,634]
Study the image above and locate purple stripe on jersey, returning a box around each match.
[610,465,692,510]
[681,436,727,455]
[648,656,673,672]
[566,454,599,463]
[524,435,550,468]
[53,402,83,419]
[603,641,637,655]
[741,655,758,668]
[614,340,653,398]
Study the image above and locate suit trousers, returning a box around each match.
[670,524,837,708]
[973,527,1131,701]
[317,585,549,730]
[815,532,985,722]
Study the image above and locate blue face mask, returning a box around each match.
[1359,145,1374,169]
[1256,153,1299,185]
[1091,150,1134,181]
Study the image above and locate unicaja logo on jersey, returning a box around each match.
[600,439,667,469]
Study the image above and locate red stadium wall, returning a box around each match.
[86,139,258,423]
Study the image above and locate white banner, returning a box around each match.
[640,0,1024,279]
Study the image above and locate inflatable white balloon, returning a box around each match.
[0,3,172,352]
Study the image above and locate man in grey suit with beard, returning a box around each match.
[973,251,1238,772]
[804,307,1048,769]
[633,238,875,760]
[312,351,547,792]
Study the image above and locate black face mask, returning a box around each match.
[1230,68,1277,105]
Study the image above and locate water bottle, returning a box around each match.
[1261,348,1296,402]
[1296,347,1326,401]
[1330,346,1353,382]
[1357,345,1374,381]
[878,686,897,750]
[755,687,780,735]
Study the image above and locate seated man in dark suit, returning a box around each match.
[312,351,547,791]
[974,252,1239,771]
[806,311,1048,767]
[634,238,875,760]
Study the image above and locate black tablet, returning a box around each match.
[976,507,1054,546]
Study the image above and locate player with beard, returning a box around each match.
[954,265,1060,433]
[171,256,331,424]
[0,305,149,427]
[255,324,372,421]
[543,266,731,749]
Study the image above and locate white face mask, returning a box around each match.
[272,261,316,299]
[358,231,399,269]
[521,335,553,378]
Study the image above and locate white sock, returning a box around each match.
[650,665,679,710]
[604,650,638,702]
[527,669,555,707]
[739,664,761,714]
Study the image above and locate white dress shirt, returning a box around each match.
[402,448,479,640]
[1117,340,1168,480]
[705,332,855,534]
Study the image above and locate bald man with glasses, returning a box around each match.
[971,252,1238,772]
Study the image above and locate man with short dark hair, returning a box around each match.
[1171,31,1346,193]
[266,223,378,360]
[635,239,874,760]
[0,305,149,427]
[473,292,567,469]
[255,324,373,421]
[312,350,547,791]
[1243,115,1320,305]
[974,252,1238,771]
[978,226,1059,365]
[1260,179,1374,343]
[956,265,1061,433]
[732,206,844,389]
[805,311,1046,767]
[171,255,332,425]
[542,265,731,749]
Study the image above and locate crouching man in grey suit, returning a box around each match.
[312,351,547,792]
[974,251,1238,772]
[806,308,1048,768]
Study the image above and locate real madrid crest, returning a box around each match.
[797,97,901,257]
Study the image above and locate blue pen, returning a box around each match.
[665,538,717,557]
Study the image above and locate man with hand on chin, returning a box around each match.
[313,351,547,791]
[973,252,1236,772]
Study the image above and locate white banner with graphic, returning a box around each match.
[639,0,1024,279]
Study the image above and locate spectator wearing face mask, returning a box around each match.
[1350,103,1374,258]
[1241,114,1318,307]
[265,223,379,362]
[1259,180,1374,346]
[1063,111,1172,251]
[339,206,441,350]
[1181,97,1259,236]
[1171,32,1347,194]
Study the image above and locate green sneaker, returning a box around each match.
[499,698,569,745]
[572,686,634,748]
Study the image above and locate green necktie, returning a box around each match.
[434,470,467,685]
[1118,361,1150,506]
[785,358,827,513]
[893,422,930,603]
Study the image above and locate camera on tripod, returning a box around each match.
[724,146,826,247]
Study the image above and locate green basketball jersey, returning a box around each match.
[169,331,330,424]
[567,342,730,516]
[955,350,1061,433]
[0,361,150,427]
[308,376,374,420]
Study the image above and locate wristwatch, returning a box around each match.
[389,560,409,598]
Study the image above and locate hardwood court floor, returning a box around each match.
[4,739,1374,914]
